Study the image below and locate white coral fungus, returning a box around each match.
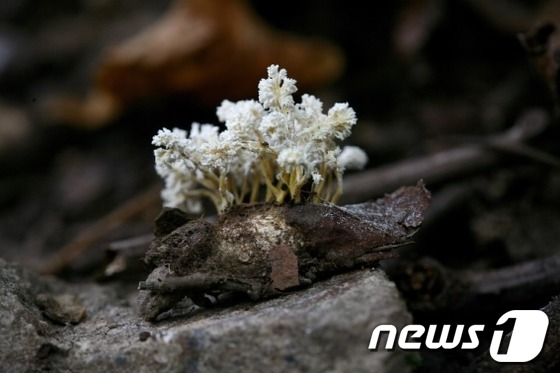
[153,64,367,213]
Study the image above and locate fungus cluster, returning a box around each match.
[153,65,367,213]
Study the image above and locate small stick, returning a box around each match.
[37,184,162,275]
[390,254,560,314]
[138,274,259,298]
[341,109,549,204]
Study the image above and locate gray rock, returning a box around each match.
[0,258,417,372]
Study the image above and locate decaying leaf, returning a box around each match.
[46,0,344,127]
[35,293,87,324]
[138,181,431,321]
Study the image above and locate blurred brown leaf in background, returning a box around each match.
[44,0,344,128]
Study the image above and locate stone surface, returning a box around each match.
[0,258,416,372]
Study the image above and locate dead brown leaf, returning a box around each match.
[46,0,344,128]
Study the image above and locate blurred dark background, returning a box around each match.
[1,1,559,370]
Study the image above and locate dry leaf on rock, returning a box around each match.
[35,293,86,324]
[138,181,431,321]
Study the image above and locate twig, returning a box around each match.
[388,254,560,314]
[107,234,154,251]
[102,234,154,278]
[138,274,255,295]
[37,184,161,275]
[341,109,549,204]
